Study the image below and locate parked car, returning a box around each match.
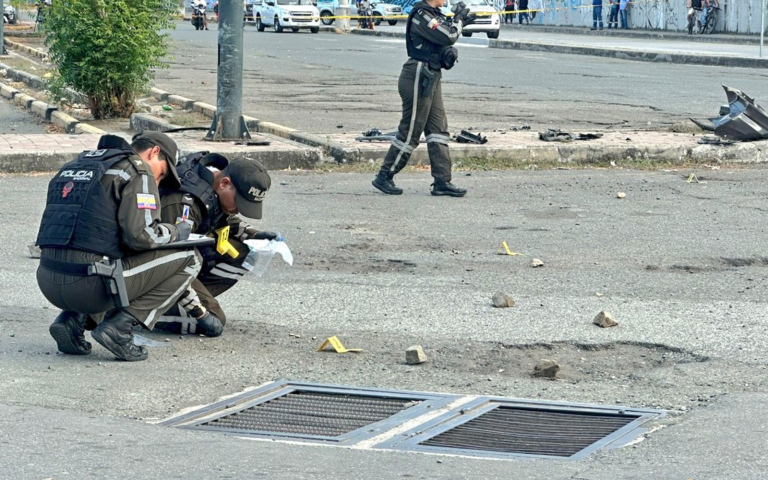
[254,0,321,33]
[404,0,499,38]
[317,0,403,26]
[245,0,258,21]
[3,4,18,24]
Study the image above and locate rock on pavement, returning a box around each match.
[492,292,515,308]
[406,345,427,365]
[593,311,619,328]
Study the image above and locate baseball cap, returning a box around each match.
[227,157,271,219]
[131,131,180,189]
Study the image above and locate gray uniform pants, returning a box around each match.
[379,59,452,182]
[37,247,202,329]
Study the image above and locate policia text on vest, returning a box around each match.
[372,0,476,198]
[35,133,202,362]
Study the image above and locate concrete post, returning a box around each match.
[761,0,766,58]
[211,0,249,139]
[1,0,6,56]
[337,0,351,32]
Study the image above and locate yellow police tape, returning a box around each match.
[316,1,636,22]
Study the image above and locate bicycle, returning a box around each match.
[701,6,719,34]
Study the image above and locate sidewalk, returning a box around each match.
[358,25,768,68]
[500,24,764,45]
[0,132,321,173]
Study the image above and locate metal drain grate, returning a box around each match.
[162,381,458,445]
[376,397,664,459]
[420,406,638,457]
[202,391,418,437]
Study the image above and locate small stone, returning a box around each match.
[9,333,14,338]
[595,292,603,297]
[28,244,41,258]
[593,311,619,328]
[530,258,544,268]
[492,292,515,308]
[617,192,627,199]
[406,345,427,365]
[164,338,171,342]
[533,359,560,379]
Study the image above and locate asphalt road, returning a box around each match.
[0,98,47,134]
[1,167,767,478]
[154,21,768,135]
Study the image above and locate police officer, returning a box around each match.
[156,153,275,336]
[36,132,203,362]
[372,0,475,197]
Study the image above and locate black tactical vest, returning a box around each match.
[406,3,445,64]
[168,152,228,233]
[35,135,137,259]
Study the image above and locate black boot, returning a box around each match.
[195,311,224,337]
[431,181,467,197]
[91,310,148,362]
[372,171,403,195]
[49,311,92,355]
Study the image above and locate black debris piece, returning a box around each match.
[356,128,398,142]
[455,130,488,144]
[539,129,573,142]
[575,133,603,141]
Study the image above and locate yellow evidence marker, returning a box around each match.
[215,226,240,258]
[496,241,524,256]
[317,336,362,354]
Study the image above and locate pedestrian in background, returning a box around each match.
[619,0,629,29]
[591,0,603,30]
[607,0,618,29]
[518,0,529,24]
[529,0,541,21]
[504,0,515,24]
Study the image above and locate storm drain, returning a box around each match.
[202,391,418,437]
[376,398,663,460]
[162,381,457,444]
[421,406,638,457]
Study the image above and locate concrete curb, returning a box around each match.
[3,37,49,61]
[167,94,196,110]
[351,29,768,68]
[0,78,106,135]
[489,39,768,69]
[0,61,86,105]
[130,113,184,133]
[30,100,57,121]
[50,111,80,134]
[150,87,170,102]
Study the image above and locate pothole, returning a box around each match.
[431,341,708,383]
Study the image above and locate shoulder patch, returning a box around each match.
[182,194,195,205]
[427,17,440,29]
[136,193,157,210]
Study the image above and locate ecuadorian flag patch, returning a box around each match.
[136,193,157,210]
[428,18,439,30]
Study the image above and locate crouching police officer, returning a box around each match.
[35,132,201,362]
[372,0,475,197]
[155,153,274,336]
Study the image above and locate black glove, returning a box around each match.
[175,221,192,242]
[463,12,478,25]
[253,231,281,241]
[450,1,467,15]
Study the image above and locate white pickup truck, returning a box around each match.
[255,0,321,33]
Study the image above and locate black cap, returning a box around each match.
[228,158,271,219]
[131,131,180,189]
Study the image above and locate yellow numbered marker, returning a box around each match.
[496,241,524,256]
[215,226,240,259]
[317,336,362,354]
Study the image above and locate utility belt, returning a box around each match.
[40,256,129,308]
[414,46,458,98]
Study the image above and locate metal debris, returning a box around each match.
[455,130,488,144]
[692,86,768,141]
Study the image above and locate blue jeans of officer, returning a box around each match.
[592,5,603,29]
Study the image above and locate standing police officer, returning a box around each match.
[36,133,202,362]
[372,0,475,197]
[156,153,275,336]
